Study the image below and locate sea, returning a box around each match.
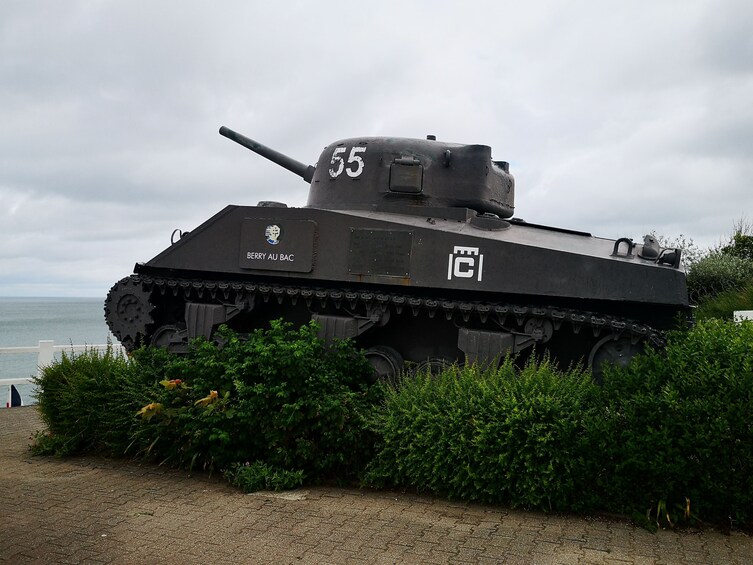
[0,297,117,407]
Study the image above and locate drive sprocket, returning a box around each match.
[104,276,155,352]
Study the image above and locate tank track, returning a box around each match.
[106,274,665,356]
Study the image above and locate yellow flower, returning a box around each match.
[160,379,183,390]
[136,402,163,420]
[194,390,219,407]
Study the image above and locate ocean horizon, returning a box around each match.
[0,297,117,406]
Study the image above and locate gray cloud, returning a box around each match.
[1,0,752,296]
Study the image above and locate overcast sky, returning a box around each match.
[1,0,752,297]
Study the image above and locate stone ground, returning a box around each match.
[1,406,751,564]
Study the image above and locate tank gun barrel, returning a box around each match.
[219,126,315,183]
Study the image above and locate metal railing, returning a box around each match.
[1,340,125,407]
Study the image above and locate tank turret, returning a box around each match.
[219,126,514,218]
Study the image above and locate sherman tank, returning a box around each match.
[105,126,690,379]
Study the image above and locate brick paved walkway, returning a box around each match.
[1,407,751,564]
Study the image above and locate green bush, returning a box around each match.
[225,461,305,492]
[129,321,380,481]
[689,222,753,318]
[694,281,753,321]
[32,316,753,528]
[364,357,602,511]
[365,321,753,527]
[720,220,753,261]
[686,251,753,303]
[33,321,380,490]
[32,344,150,456]
[597,319,753,527]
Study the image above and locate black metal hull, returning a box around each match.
[105,204,689,377]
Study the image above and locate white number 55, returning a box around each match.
[329,146,367,179]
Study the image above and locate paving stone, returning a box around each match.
[2,406,753,565]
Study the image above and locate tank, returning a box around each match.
[105,126,690,379]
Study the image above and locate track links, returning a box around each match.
[107,274,665,351]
